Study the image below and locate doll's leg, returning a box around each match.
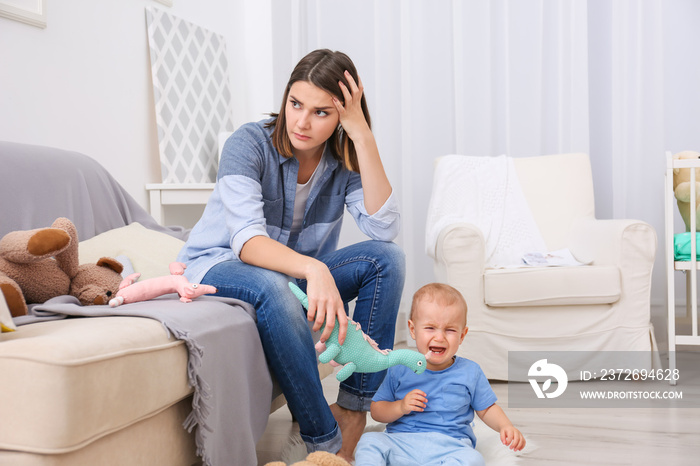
[201,261,341,454]
[0,227,70,263]
[0,276,27,317]
[50,217,80,278]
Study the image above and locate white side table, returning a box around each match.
[145,183,215,225]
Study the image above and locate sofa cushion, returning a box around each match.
[79,223,185,281]
[0,317,192,454]
[483,265,621,307]
[0,399,197,466]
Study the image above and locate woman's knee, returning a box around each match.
[205,262,304,317]
[360,241,406,275]
[363,240,404,259]
[254,274,305,314]
[255,285,313,347]
[207,263,285,299]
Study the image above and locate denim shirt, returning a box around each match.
[177,119,401,283]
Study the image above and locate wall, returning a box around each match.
[0,0,271,227]
[3,0,700,313]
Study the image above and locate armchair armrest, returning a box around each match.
[569,218,657,268]
[433,223,486,302]
[435,223,484,266]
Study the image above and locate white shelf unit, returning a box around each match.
[664,151,700,385]
[145,183,215,225]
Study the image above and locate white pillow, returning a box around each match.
[79,223,185,281]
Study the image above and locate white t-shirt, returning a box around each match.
[292,157,326,233]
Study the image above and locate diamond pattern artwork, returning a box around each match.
[146,7,233,183]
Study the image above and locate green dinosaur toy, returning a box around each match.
[288,282,427,382]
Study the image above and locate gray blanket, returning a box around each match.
[19,295,272,466]
[0,141,187,240]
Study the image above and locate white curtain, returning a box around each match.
[590,0,667,304]
[268,0,698,311]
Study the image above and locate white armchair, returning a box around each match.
[429,153,659,380]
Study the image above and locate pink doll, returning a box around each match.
[109,262,217,307]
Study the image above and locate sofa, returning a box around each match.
[0,142,305,465]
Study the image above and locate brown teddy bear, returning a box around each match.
[673,150,700,231]
[265,451,351,466]
[0,217,124,317]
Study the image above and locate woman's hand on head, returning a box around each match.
[304,261,348,345]
[333,71,371,143]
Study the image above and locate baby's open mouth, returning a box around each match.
[428,346,446,355]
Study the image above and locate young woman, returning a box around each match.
[177,49,405,460]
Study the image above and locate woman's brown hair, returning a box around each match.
[265,49,371,172]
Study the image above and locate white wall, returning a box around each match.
[663,0,700,155]
[3,0,700,312]
[0,0,272,226]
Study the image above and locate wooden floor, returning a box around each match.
[256,313,700,465]
[499,350,700,465]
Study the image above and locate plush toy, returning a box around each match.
[673,150,700,231]
[265,450,351,466]
[109,262,217,307]
[288,282,427,382]
[0,217,124,317]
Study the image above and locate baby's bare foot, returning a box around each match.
[330,403,366,462]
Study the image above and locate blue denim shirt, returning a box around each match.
[178,119,401,283]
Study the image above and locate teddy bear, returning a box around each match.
[673,150,700,231]
[0,217,124,317]
[265,451,351,466]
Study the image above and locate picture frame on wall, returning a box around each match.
[0,0,46,28]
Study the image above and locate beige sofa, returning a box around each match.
[0,142,294,465]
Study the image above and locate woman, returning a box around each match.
[177,49,405,460]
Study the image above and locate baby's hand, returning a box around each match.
[400,389,427,415]
[500,425,526,451]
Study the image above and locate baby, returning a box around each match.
[355,283,525,465]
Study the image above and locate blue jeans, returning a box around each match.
[201,240,405,453]
[356,432,484,466]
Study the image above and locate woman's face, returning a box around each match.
[285,80,340,159]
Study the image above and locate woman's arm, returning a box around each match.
[240,236,348,344]
[333,71,392,215]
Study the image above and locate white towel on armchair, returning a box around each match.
[426,154,547,267]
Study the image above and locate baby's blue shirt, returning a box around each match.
[373,356,497,447]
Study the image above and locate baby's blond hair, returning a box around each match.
[410,283,468,325]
